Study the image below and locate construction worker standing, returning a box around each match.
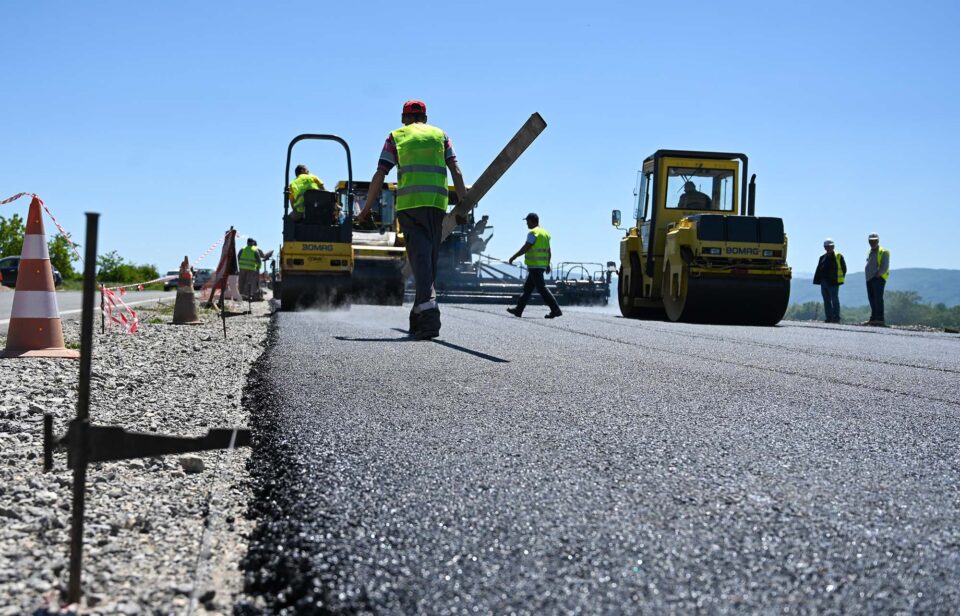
[813,238,847,323]
[864,232,891,325]
[507,213,563,319]
[358,100,467,339]
[288,165,325,222]
[237,238,274,301]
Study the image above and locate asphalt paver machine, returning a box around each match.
[614,150,791,325]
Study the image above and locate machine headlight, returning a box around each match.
[762,250,783,257]
[702,247,722,255]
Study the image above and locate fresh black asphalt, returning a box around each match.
[239,304,960,614]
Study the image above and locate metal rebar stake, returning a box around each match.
[67,212,98,604]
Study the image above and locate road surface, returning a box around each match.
[0,290,175,327]
[240,304,960,614]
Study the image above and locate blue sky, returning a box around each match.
[2,0,958,278]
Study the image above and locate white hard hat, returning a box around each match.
[823,238,835,247]
[868,232,880,240]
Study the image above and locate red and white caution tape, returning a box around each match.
[0,193,84,262]
[0,192,36,206]
[102,286,139,334]
[194,236,224,265]
[102,275,177,292]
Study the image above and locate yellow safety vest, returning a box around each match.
[289,174,324,213]
[239,246,259,271]
[525,227,551,268]
[876,247,890,280]
[392,124,448,212]
[834,252,845,284]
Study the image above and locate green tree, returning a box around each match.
[784,301,822,321]
[0,213,25,257]
[96,250,159,284]
[48,233,81,280]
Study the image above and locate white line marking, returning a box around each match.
[0,294,176,328]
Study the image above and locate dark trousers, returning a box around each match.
[516,268,561,314]
[399,207,445,310]
[820,283,840,321]
[866,277,886,321]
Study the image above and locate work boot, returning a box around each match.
[545,310,563,319]
[506,307,522,318]
[416,308,441,340]
[408,310,419,334]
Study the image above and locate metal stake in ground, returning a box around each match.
[44,217,252,606]
[68,211,99,604]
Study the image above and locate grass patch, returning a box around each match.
[146,316,164,325]
[64,340,81,350]
[146,303,177,316]
[58,280,168,292]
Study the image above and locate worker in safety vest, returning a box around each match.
[357,100,467,339]
[864,232,891,326]
[506,213,562,319]
[288,165,326,222]
[813,238,847,323]
[678,180,712,210]
[237,238,274,301]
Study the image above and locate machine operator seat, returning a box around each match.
[285,189,349,243]
[301,189,339,225]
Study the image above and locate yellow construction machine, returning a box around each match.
[279,134,406,310]
[337,180,407,305]
[613,150,791,325]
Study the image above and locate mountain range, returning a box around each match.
[790,268,960,307]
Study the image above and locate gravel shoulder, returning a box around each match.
[0,297,270,615]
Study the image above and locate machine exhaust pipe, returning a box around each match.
[747,174,756,217]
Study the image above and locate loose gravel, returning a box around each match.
[0,297,269,615]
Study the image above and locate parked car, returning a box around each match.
[0,256,63,287]
[163,270,180,291]
[193,268,213,290]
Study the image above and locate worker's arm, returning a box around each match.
[448,159,467,203]
[840,255,847,276]
[546,247,552,275]
[879,251,890,278]
[508,242,533,265]
[358,168,387,223]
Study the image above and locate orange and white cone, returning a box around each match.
[1,197,79,359]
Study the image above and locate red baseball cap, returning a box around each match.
[402,100,427,115]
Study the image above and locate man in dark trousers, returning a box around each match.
[507,213,562,319]
[237,238,273,301]
[357,100,467,339]
[813,238,847,323]
[864,232,891,326]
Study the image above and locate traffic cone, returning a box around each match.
[172,256,201,325]
[1,197,79,358]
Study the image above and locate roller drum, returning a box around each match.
[664,271,790,326]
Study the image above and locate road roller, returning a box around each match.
[613,150,791,325]
[279,135,407,310]
[279,134,355,310]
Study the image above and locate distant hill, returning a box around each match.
[790,268,960,307]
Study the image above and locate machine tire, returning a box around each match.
[618,270,644,318]
[662,262,688,322]
[385,280,405,306]
[280,289,299,311]
[618,256,663,320]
